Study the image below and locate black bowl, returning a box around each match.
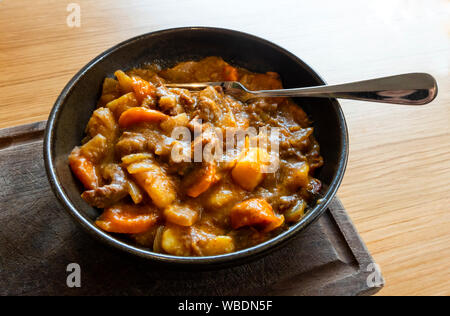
[44,27,348,267]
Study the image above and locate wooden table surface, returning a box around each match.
[0,0,448,296]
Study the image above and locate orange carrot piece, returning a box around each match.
[223,65,239,81]
[95,204,158,234]
[184,163,217,198]
[131,76,156,103]
[118,107,169,128]
[68,150,98,190]
[230,198,284,232]
[261,214,285,233]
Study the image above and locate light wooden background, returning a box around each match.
[0,0,449,295]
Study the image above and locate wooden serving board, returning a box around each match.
[0,121,383,296]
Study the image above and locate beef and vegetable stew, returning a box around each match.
[69,57,323,256]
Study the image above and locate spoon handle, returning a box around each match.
[252,73,438,105]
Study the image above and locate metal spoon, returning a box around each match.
[165,73,437,105]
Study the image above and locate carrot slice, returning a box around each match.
[230,198,284,232]
[131,76,156,103]
[118,107,169,128]
[95,204,158,234]
[183,163,217,198]
[223,65,239,81]
[261,214,285,233]
[68,149,98,190]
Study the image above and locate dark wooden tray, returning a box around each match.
[0,121,383,296]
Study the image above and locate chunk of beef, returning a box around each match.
[81,164,128,208]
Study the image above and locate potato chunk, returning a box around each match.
[159,95,177,111]
[126,161,176,209]
[287,162,310,190]
[206,187,235,209]
[106,92,139,119]
[98,77,120,107]
[230,198,284,232]
[189,227,235,256]
[205,182,244,209]
[114,70,133,93]
[160,113,189,134]
[161,225,192,256]
[200,236,235,256]
[231,147,270,191]
[126,180,144,204]
[121,153,153,165]
[85,107,118,141]
[164,204,198,226]
[79,134,108,163]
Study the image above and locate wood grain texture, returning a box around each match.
[0,122,383,296]
[0,0,448,295]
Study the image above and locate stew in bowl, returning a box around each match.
[69,56,324,256]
